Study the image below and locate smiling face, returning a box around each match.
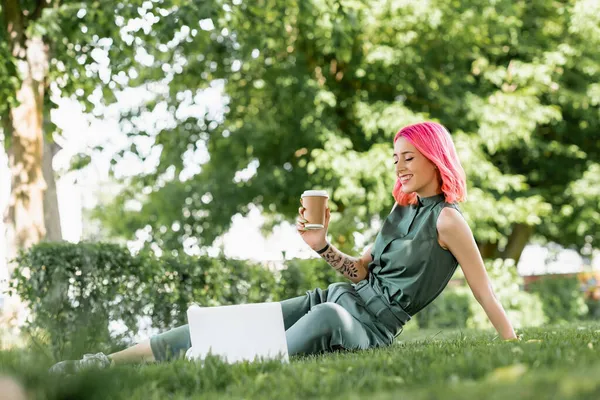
[393,136,442,198]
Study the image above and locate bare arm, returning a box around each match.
[315,243,372,283]
[296,204,372,283]
[437,207,517,340]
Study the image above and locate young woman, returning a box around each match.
[50,121,516,373]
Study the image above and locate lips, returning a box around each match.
[400,174,413,183]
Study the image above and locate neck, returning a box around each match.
[416,182,442,199]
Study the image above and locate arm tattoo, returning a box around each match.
[319,243,363,280]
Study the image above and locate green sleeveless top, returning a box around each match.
[367,193,460,316]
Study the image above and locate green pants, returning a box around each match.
[150,278,411,361]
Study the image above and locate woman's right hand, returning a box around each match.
[296,206,330,251]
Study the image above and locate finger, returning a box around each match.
[296,217,307,224]
[298,207,306,217]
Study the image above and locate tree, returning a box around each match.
[4,1,595,265]
[91,0,599,264]
[1,0,49,271]
[42,138,62,241]
[0,0,147,274]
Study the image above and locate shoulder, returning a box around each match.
[437,205,466,231]
[436,206,470,248]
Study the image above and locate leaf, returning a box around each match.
[486,363,528,383]
[69,153,92,171]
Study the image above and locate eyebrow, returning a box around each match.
[392,151,414,157]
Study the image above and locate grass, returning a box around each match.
[2,322,600,399]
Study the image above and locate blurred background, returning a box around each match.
[0,0,599,356]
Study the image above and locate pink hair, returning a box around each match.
[392,122,467,206]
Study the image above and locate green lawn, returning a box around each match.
[2,322,600,399]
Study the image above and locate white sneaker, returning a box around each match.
[49,352,111,374]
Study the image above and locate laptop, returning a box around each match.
[185,302,289,364]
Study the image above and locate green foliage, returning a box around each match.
[9,241,553,359]
[417,259,546,330]
[275,257,345,300]
[3,323,600,399]
[8,242,150,358]
[68,152,93,171]
[467,259,546,330]
[560,163,600,248]
[0,43,19,120]
[7,241,342,357]
[415,286,472,330]
[2,1,600,259]
[528,275,589,323]
[80,0,600,260]
[144,251,279,329]
[0,3,18,126]
[586,299,600,319]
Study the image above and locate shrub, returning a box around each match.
[275,258,344,300]
[8,241,348,358]
[415,286,472,329]
[8,242,278,358]
[528,275,588,323]
[467,259,546,330]
[416,259,546,330]
[8,242,149,358]
[586,299,600,319]
[146,252,279,329]
[10,242,551,357]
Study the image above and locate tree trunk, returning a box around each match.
[478,241,499,259]
[42,138,62,241]
[501,223,533,265]
[2,0,49,276]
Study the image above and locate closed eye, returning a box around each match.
[394,158,413,164]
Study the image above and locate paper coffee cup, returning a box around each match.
[300,190,329,230]
[0,376,27,400]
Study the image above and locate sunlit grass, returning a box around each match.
[2,322,600,399]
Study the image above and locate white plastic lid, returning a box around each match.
[301,190,329,198]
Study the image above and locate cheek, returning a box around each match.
[412,163,437,180]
